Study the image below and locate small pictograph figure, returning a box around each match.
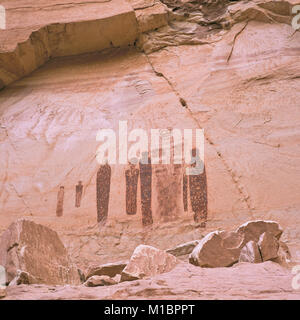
[139,153,153,227]
[125,161,139,216]
[183,173,188,212]
[75,181,83,208]
[96,163,111,224]
[56,186,65,217]
[188,148,208,227]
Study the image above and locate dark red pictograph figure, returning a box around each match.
[155,163,182,222]
[125,163,139,215]
[56,186,65,217]
[75,181,83,208]
[139,154,153,226]
[188,149,208,227]
[183,173,188,212]
[96,164,111,224]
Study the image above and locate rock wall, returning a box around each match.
[0,0,300,268]
[1,0,298,88]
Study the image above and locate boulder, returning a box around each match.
[0,286,6,299]
[8,270,38,286]
[86,261,128,280]
[239,241,262,263]
[84,275,117,287]
[121,245,179,282]
[236,220,283,248]
[258,232,279,261]
[77,269,86,283]
[189,221,286,268]
[220,230,244,250]
[189,231,242,268]
[166,240,202,257]
[272,241,292,266]
[0,219,80,285]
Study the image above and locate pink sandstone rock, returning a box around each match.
[84,275,117,287]
[0,286,6,299]
[190,220,283,267]
[8,270,38,286]
[272,241,292,266]
[121,245,179,281]
[0,0,299,300]
[239,241,262,263]
[258,232,280,261]
[0,219,80,285]
[86,261,128,280]
[189,231,241,267]
[236,220,283,248]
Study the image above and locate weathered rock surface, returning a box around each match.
[237,220,283,249]
[86,261,128,280]
[0,0,300,299]
[9,270,38,286]
[121,245,179,281]
[1,0,298,87]
[3,261,300,300]
[258,232,280,261]
[113,274,122,283]
[0,4,299,268]
[0,0,139,88]
[133,0,169,33]
[189,231,241,267]
[239,241,262,263]
[273,241,292,266]
[84,275,117,287]
[166,239,202,257]
[0,219,80,285]
[190,220,284,267]
[0,286,6,298]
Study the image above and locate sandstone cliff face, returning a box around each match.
[0,0,300,271]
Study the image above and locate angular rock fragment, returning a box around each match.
[166,239,202,257]
[84,275,117,287]
[272,241,292,266]
[9,270,38,286]
[189,231,241,268]
[239,241,262,263]
[0,286,6,299]
[258,232,279,261]
[0,219,80,285]
[86,261,128,280]
[220,230,244,250]
[236,220,283,249]
[77,269,86,283]
[121,245,178,282]
[190,220,284,268]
